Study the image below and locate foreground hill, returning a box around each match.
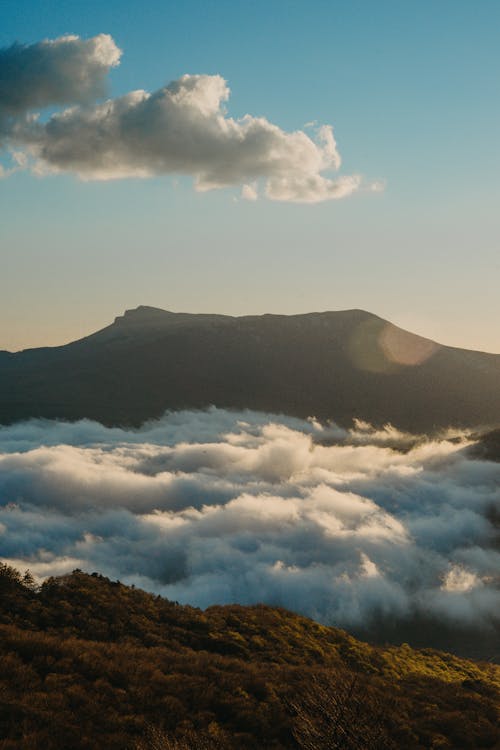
[1,306,500,431]
[0,564,499,749]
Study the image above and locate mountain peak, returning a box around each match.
[114,306,174,324]
[111,305,378,327]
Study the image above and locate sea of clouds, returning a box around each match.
[0,408,499,634]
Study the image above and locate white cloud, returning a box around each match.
[0,34,370,203]
[441,564,481,593]
[0,409,498,639]
[0,34,120,118]
[241,183,258,201]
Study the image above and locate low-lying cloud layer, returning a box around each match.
[1,409,499,636]
[0,34,367,201]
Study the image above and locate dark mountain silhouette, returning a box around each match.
[471,428,500,462]
[1,306,499,430]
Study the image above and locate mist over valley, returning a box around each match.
[1,403,499,661]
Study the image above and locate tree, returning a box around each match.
[290,668,398,750]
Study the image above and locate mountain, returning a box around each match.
[471,427,500,462]
[1,306,500,431]
[1,564,499,749]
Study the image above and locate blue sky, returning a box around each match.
[1,0,499,352]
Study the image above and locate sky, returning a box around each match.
[1,0,499,353]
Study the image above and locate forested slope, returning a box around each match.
[0,564,499,749]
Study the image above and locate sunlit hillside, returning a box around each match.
[1,564,498,749]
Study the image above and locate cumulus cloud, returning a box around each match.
[0,408,498,641]
[0,34,367,202]
[0,34,120,119]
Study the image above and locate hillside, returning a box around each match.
[0,564,499,749]
[1,306,500,431]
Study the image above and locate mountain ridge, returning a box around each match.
[1,306,499,431]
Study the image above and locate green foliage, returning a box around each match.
[0,564,498,749]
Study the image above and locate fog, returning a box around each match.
[1,408,498,634]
